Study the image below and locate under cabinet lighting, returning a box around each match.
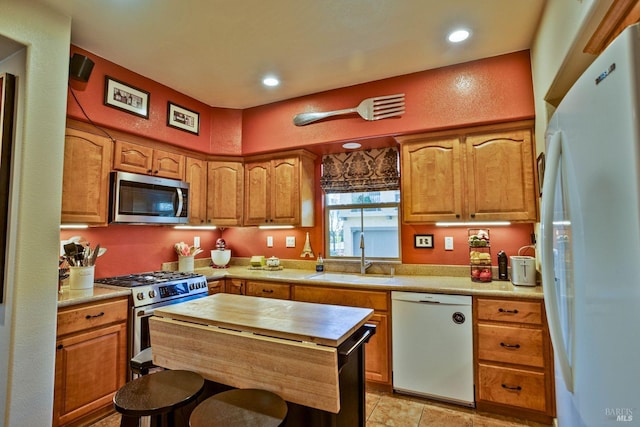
[174,225,217,230]
[60,224,89,229]
[258,225,294,230]
[436,221,511,227]
[342,142,362,149]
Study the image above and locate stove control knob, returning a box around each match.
[189,283,195,290]
[148,290,156,298]
[136,292,145,301]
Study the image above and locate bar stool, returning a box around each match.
[189,388,287,427]
[114,369,205,427]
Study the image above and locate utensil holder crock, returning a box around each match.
[69,265,95,290]
[179,255,195,272]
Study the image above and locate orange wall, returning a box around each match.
[67,46,243,155]
[241,50,535,154]
[62,47,536,277]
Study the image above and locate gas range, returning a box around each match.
[95,271,208,307]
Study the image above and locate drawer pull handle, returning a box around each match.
[262,289,274,293]
[85,312,105,319]
[500,342,521,349]
[501,384,522,391]
[498,308,519,314]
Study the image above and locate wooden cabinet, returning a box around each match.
[244,150,316,226]
[185,156,208,225]
[293,285,391,385]
[399,121,538,223]
[474,297,555,424]
[114,140,185,180]
[207,160,244,226]
[225,278,245,295]
[207,279,224,295]
[53,297,128,427]
[245,280,291,299]
[61,128,113,225]
[185,158,244,226]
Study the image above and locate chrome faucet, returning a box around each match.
[360,233,372,274]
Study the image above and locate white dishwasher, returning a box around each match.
[391,291,474,407]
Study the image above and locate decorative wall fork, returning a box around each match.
[293,93,405,126]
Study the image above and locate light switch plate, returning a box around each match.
[286,236,296,248]
[194,236,200,248]
[444,236,454,251]
[267,236,273,247]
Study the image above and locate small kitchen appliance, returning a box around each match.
[94,271,208,376]
[509,256,536,286]
[110,171,190,224]
[211,238,231,268]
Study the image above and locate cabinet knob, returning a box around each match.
[57,344,64,350]
[147,169,153,174]
[470,213,476,218]
[456,214,460,218]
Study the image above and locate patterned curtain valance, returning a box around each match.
[320,147,399,193]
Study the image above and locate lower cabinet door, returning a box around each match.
[53,322,127,426]
[364,312,389,384]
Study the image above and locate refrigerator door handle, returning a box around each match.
[541,130,574,393]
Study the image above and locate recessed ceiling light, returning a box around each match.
[262,76,279,87]
[342,142,362,149]
[448,29,470,43]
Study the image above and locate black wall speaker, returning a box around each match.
[69,53,95,82]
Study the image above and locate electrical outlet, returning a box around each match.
[194,236,200,248]
[444,236,454,251]
[267,236,273,247]
[286,236,296,248]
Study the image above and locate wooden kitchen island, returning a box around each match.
[149,293,375,426]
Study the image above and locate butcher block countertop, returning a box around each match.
[153,293,374,347]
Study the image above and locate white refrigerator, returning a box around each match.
[541,23,640,426]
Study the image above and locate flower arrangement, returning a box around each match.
[174,241,203,257]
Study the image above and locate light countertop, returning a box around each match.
[57,285,131,308]
[195,265,545,299]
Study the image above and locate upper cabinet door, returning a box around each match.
[465,127,537,222]
[244,160,270,226]
[398,120,538,224]
[113,140,184,180]
[113,140,153,175]
[61,128,113,225]
[185,157,207,225]
[270,157,299,225]
[207,160,244,226]
[401,136,463,223]
[153,149,185,180]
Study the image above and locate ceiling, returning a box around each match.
[32,0,547,109]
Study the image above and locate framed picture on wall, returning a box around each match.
[0,73,17,303]
[104,76,150,119]
[167,102,200,135]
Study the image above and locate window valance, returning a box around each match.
[320,147,399,193]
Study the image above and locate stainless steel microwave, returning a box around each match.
[109,171,190,224]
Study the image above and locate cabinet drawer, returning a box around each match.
[57,298,128,337]
[246,281,291,299]
[477,324,544,367]
[207,280,224,295]
[477,298,542,325]
[477,363,547,412]
[294,285,388,311]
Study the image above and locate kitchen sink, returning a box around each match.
[304,272,392,284]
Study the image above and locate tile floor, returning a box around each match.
[90,389,551,427]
